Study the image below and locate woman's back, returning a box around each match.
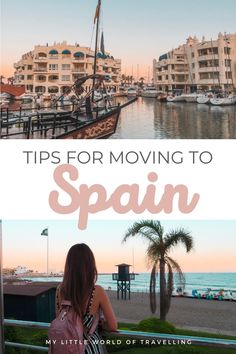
[49,243,117,354]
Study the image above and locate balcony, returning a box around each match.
[48,75,59,83]
[72,67,86,73]
[198,67,219,73]
[34,57,48,62]
[48,55,58,60]
[35,75,47,83]
[34,67,47,72]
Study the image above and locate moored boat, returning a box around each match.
[210,95,236,106]
[141,86,158,98]
[167,94,186,102]
[127,87,137,97]
[20,93,35,103]
[184,93,201,103]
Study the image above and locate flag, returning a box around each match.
[94,5,100,24]
[41,228,48,236]
[100,31,105,55]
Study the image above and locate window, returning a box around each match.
[225,59,231,67]
[192,63,195,68]
[27,75,33,80]
[28,65,33,70]
[62,75,70,81]
[62,64,70,70]
[226,72,232,79]
[224,47,231,55]
[166,75,168,80]
[49,64,58,71]
[199,72,219,80]
[191,52,194,58]
[38,75,46,81]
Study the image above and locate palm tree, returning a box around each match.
[123,220,193,321]
[0,75,5,84]
[139,77,145,87]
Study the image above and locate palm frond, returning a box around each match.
[122,220,163,244]
[166,256,186,290]
[146,243,161,262]
[164,228,193,253]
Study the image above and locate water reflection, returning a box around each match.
[111,98,236,139]
[3,97,236,139]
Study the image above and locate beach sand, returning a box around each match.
[107,290,236,336]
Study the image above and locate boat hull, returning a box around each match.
[210,97,236,106]
[56,108,121,139]
[167,95,185,102]
[184,95,198,103]
[141,92,158,98]
[197,96,210,104]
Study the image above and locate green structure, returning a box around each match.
[4,282,57,322]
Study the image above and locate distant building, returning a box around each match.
[14,266,29,275]
[3,268,15,276]
[153,33,236,92]
[13,41,121,95]
[4,283,57,322]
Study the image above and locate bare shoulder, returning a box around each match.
[95,284,105,293]
[94,285,107,298]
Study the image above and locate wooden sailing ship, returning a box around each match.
[0,0,131,139]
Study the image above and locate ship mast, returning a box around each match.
[92,0,102,100]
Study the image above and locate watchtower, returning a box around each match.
[112,263,135,300]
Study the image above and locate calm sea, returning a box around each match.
[23,273,236,293]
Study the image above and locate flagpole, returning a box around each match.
[0,220,5,354]
[47,227,49,279]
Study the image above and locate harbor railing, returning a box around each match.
[3,319,236,352]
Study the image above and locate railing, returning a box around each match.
[3,319,236,352]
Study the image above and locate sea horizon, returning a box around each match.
[19,272,236,293]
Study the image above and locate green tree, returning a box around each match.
[123,220,193,321]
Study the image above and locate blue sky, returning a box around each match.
[2,220,236,273]
[1,0,236,76]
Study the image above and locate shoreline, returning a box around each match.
[107,290,236,336]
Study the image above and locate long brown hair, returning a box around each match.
[61,243,98,317]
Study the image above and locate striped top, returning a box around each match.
[56,285,106,354]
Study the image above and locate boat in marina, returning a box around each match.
[210,95,236,106]
[0,93,11,106]
[141,86,158,98]
[127,87,138,97]
[167,94,186,102]
[19,93,35,103]
[184,93,202,103]
[157,91,167,102]
[197,95,210,104]
[0,74,124,139]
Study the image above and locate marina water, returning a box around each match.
[111,97,236,139]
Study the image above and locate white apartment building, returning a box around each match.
[14,41,121,95]
[153,33,236,92]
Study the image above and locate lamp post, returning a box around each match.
[0,220,5,354]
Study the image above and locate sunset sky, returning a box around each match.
[2,220,236,273]
[1,0,236,78]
